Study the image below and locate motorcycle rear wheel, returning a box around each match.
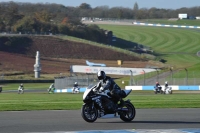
[81,103,98,123]
[120,101,136,122]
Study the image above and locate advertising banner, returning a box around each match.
[71,65,157,76]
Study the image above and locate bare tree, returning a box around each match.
[133,2,139,19]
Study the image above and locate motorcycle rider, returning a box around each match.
[74,82,78,87]
[72,82,80,93]
[95,70,126,117]
[165,81,168,88]
[155,82,161,91]
[164,81,169,91]
[18,83,24,94]
[48,83,55,93]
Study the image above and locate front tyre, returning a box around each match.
[120,101,136,122]
[81,103,98,123]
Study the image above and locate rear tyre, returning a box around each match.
[81,103,98,123]
[120,101,136,122]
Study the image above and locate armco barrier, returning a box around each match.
[55,88,86,93]
[133,22,200,29]
[179,86,199,90]
[54,86,200,93]
[125,86,200,90]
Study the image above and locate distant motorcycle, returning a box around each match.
[81,85,136,123]
[18,86,24,94]
[154,86,164,94]
[47,88,55,94]
[163,86,173,94]
[72,87,80,94]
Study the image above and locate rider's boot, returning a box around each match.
[97,102,105,117]
[99,108,105,117]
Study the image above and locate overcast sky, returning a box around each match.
[0,0,199,9]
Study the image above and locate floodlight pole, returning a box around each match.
[130,70,133,85]
[185,68,188,85]
[170,67,173,85]
[143,70,145,85]
[156,69,159,82]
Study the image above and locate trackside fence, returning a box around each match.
[54,74,98,89]
[131,78,200,86]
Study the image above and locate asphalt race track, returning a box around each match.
[0,109,200,133]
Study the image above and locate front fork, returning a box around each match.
[83,101,95,110]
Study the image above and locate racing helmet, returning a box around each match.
[74,82,78,87]
[20,83,23,86]
[165,81,168,84]
[97,71,106,80]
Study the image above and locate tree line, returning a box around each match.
[0,1,199,43]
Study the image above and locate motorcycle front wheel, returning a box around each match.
[120,101,136,122]
[18,90,23,94]
[81,103,98,123]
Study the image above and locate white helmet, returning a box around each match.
[165,81,168,84]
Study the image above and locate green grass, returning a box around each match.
[0,92,199,111]
[0,83,51,91]
[57,35,141,58]
[96,24,200,78]
[143,19,200,26]
[0,93,81,111]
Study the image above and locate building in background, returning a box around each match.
[178,14,187,19]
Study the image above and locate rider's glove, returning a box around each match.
[93,88,98,92]
[99,87,104,92]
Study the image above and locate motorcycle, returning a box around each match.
[81,85,136,123]
[47,88,55,94]
[18,87,24,94]
[154,86,164,94]
[72,87,80,94]
[163,86,172,94]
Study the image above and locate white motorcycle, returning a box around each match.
[18,86,24,94]
[163,86,172,94]
[47,87,55,94]
[72,87,80,93]
[81,85,136,122]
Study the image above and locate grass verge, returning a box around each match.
[0,83,51,91]
[0,91,199,111]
